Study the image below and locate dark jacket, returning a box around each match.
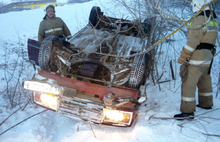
[38,15,72,42]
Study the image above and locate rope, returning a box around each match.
[70,0,218,60]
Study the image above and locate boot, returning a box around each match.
[196,104,212,110]
[174,112,194,120]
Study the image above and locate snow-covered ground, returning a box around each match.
[0,0,220,142]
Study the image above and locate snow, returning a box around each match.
[0,0,220,142]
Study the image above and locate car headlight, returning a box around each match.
[102,109,133,126]
[34,92,58,110]
[23,81,62,110]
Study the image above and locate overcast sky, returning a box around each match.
[0,0,69,5]
[0,0,37,5]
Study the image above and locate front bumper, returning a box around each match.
[24,73,140,127]
[57,90,135,126]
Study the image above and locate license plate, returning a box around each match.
[24,81,61,94]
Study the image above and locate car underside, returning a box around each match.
[23,6,152,127]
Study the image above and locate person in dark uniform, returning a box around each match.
[38,4,72,42]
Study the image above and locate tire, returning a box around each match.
[128,54,149,89]
[38,36,62,71]
[143,18,153,35]
[89,6,102,29]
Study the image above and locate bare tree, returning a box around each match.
[1,37,33,108]
[112,0,191,86]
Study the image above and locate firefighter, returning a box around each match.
[38,4,72,42]
[174,0,219,120]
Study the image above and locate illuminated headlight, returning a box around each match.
[103,109,133,126]
[34,92,58,110]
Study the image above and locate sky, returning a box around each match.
[0,0,69,5]
[0,0,220,142]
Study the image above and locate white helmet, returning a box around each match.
[44,3,55,14]
[192,0,212,13]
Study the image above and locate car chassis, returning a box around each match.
[23,6,152,127]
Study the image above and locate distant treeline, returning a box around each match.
[0,0,92,14]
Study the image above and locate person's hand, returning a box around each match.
[177,50,190,64]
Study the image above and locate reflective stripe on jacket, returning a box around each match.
[38,15,72,42]
[181,15,219,66]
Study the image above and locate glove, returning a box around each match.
[177,50,190,64]
[179,64,188,82]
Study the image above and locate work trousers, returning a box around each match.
[181,65,213,113]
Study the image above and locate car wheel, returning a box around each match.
[89,6,102,29]
[38,36,62,71]
[128,54,147,89]
[143,18,153,35]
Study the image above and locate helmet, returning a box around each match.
[44,3,55,14]
[192,0,212,13]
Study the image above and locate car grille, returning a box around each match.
[58,96,104,123]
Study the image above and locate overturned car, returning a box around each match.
[23,6,152,127]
